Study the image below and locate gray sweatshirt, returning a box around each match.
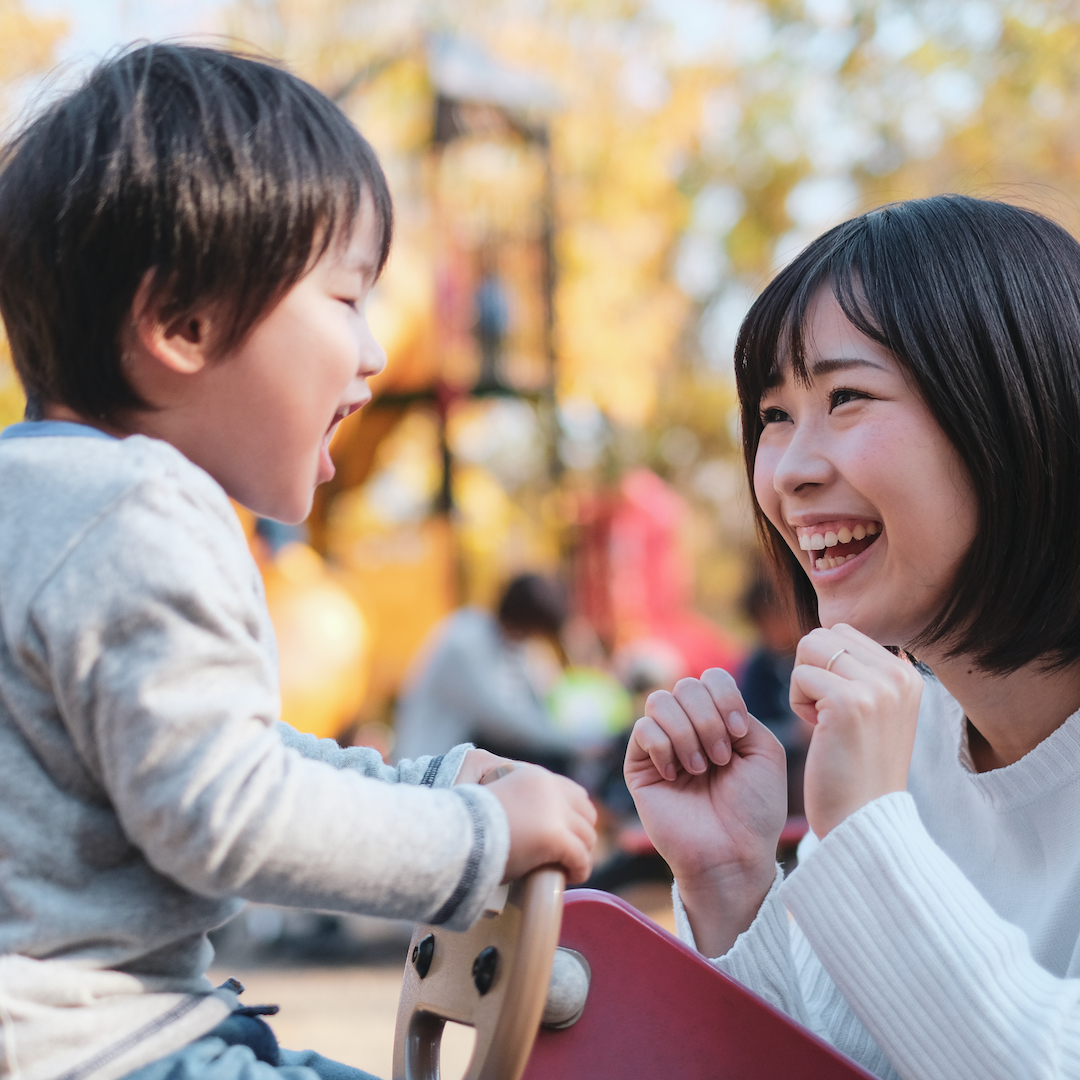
[0,424,509,1080]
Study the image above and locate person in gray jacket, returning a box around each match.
[395,574,577,774]
[0,45,595,1080]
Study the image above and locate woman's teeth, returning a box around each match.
[816,553,851,570]
[798,522,879,551]
[794,521,881,571]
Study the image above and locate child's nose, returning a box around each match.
[358,326,387,379]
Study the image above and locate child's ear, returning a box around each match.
[128,271,213,377]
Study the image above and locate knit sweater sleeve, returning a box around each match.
[671,867,813,1028]
[26,477,509,931]
[780,791,1080,1080]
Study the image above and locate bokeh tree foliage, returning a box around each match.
[226,0,1080,422]
[0,0,66,430]
[221,0,1080,632]
[227,0,700,427]
[671,0,1080,380]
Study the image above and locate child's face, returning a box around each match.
[180,195,387,523]
[753,289,977,652]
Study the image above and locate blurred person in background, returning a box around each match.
[738,568,812,816]
[394,573,576,773]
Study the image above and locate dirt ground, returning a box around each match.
[209,884,675,1079]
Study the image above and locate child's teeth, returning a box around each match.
[824,531,838,547]
[866,522,879,535]
[838,527,852,543]
[853,524,866,540]
[810,533,825,550]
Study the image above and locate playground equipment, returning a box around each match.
[393,865,876,1080]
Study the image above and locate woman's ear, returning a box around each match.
[127,270,213,377]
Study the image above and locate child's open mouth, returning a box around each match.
[327,400,364,435]
[318,401,368,484]
[795,521,882,571]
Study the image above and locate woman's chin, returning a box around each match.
[816,607,894,644]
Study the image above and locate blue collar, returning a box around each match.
[0,421,118,441]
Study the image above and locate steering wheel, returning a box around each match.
[391,865,565,1080]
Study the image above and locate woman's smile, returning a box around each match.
[793,519,882,571]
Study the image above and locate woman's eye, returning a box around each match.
[759,406,789,425]
[338,297,360,311]
[829,388,866,409]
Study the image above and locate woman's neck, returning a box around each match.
[926,651,1080,772]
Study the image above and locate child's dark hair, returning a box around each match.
[737,194,1080,675]
[0,43,392,421]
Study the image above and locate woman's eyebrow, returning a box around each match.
[809,356,889,377]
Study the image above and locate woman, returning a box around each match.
[627,195,1080,1080]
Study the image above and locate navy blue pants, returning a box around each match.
[122,1013,381,1080]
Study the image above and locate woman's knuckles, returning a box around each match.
[701,667,739,696]
[645,688,674,714]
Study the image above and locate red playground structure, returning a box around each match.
[393,867,874,1080]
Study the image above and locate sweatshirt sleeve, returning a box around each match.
[27,478,508,931]
[276,723,470,787]
[779,791,1080,1080]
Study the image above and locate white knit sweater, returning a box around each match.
[674,673,1080,1080]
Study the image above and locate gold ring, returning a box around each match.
[825,648,848,673]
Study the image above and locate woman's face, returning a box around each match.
[753,289,978,649]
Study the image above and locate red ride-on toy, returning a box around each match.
[392,865,874,1080]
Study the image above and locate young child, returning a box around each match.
[626,195,1080,1080]
[0,44,596,1080]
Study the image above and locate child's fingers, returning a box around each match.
[554,774,599,837]
[541,777,596,882]
[556,797,596,884]
[457,748,514,785]
[560,833,594,884]
[568,781,599,826]
[569,809,598,861]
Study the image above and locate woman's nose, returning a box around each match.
[771,422,834,495]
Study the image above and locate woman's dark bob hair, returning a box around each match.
[736,194,1080,675]
[0,43,392,421]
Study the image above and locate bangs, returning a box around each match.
[736,227,891,417]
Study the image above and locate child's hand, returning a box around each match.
[455,748,514,786]
[624,669,787,956]
[484,764,597,885]
[791,624,922,839]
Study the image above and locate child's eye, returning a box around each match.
[759,406,789,426]
[829,388,867,410]
[338,297,360,311]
